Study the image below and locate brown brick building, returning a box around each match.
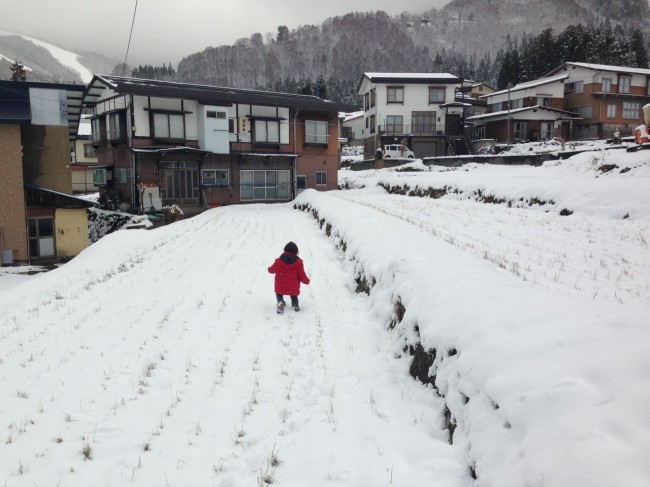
[81,75,356,214]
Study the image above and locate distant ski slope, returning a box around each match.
[0,30,93,83]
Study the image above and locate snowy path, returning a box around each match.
[0,205,468,486]
[331,188,650,305]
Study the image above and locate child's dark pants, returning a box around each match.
[276,294,299,308]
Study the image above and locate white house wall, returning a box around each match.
[563,66,649,88]
[133,95,150,137]
[364,82,458,136]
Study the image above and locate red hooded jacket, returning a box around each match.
[268,252,310,295]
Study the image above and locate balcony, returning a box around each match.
[378,124,438,136]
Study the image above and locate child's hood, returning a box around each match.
[280,252,299,265]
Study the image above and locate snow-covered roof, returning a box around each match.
[342,111,363,122]
[544,62,650,78]
[363,72,459,80]
[467,105,578,121]
[483,74,569,98]
[561,62,650,76]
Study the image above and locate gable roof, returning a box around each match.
[545,62,650,78]
[359,72,460,93]
[82,75,358,115]
[482,74,569,99]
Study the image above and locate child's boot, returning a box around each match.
[277,301,286,314]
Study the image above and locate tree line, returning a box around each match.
[117,16,648,105]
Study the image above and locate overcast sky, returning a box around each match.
[0,0,448,66]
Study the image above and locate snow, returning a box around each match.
[1,147,649,486]
[0,31,93,83]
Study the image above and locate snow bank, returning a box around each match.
[295,188,650,487]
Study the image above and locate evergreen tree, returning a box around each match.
[9,61,27,81]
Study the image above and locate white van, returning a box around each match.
[383,144,415,159]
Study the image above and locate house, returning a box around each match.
[467,74,580,143]
[544,62,650,139]
[71,114,99,193]
[0,79,95,264]
[357,72,466,159]
[79,75,356,214]
[341,111,364,146]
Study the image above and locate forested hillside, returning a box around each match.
[167,0,650,102]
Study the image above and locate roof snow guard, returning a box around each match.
[82,75,359,113]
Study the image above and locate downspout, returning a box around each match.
[128,95,137,212]
[293,108,300,199]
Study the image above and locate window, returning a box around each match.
[364,93,370,111]
[116,168,131,184]
[316,171,327,185]
[540,122,553,140]
[510,98,523,109]
[387,86,404,103]
[607,104,616,119]
[578,106,592,118]
[537,97,550,107]
[206,110,225,119]
[254,119,280,143]
[370,115,376,134]
[28,217,55,258]
[429,87,445,103]
[296,175,307,191]
[153,112,184,139]
[623,101,640,119]
[514,121,527,140]
[602,78,612,92]
[240,170,290,200]
[92,168,107,185]
[493,102,503,112]
[108,112,123,140]
[305,120,329,144]
[201,169,229,186]
[385,115,403,133]
[83,144,96,158]
[370,89,376,107]
[229,119,235,133]
[619,76,631,94]
[574,80,584,94]
[91,117,101,143]
[411,111,435,134]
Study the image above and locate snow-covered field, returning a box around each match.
[1,148,649,486]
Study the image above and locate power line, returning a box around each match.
[121,0,139,76]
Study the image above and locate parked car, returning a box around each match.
[383,144,415,159]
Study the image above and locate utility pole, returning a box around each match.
[507,82,513,150]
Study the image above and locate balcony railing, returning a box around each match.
[378,124,439,136]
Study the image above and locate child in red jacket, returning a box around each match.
[268,241,310,313]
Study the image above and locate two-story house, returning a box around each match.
[0,80,95,264]
[467,74,580,143]
[80,75,356,214]
[357,72,465,159]
[544,62,650,139]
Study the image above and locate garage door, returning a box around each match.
[412,140,438,158]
